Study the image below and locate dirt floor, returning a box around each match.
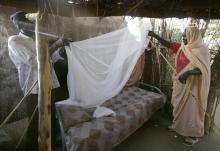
[53,110,220,151]
[3,110,220,151]
[111,111,220,151]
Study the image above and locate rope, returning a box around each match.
[158,49,175,71]
[46,0,59,37]
[189,91,220,133]
[15,104,38,150]
[0,80,38,129]
[125,0,144,15]
[150,40,220,133]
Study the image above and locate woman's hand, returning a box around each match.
[178,72,189,84]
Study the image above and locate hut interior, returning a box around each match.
[0,0,220,151]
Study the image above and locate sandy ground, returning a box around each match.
[112,111,220,151]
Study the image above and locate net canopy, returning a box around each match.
[57,18,152,110]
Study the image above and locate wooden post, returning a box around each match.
[35,12,52,151]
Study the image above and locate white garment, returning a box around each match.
[8,32,60,95]
[60,18,151,108]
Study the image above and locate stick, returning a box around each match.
[150,41,220,133]
[0,81,37,129]
[36,12,52,151]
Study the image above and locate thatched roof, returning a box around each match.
[1,0,220,19]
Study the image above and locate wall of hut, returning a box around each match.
[0,5,25,123]
[1,4,219,133]
[0,4,174,123]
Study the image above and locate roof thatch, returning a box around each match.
[1,0,220,19]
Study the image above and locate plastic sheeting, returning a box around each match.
[60,18,151,108]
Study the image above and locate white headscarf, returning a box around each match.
[185,26,203,49]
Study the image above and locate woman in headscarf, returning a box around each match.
[148,26,211,146]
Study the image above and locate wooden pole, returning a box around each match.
[200,19,210,37]
[35,12,52,151]
[205,50,220,134]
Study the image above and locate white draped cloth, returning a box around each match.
[58,19,151,116]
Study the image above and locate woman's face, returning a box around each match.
[182,29,187,45]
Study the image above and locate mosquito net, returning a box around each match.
[57,18,152,113]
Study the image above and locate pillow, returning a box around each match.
[57,104,92,131]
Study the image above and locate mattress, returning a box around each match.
[56,86,166,151]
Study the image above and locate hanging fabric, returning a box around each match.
[57,18,151,116]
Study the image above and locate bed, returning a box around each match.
[55,83,166,151]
